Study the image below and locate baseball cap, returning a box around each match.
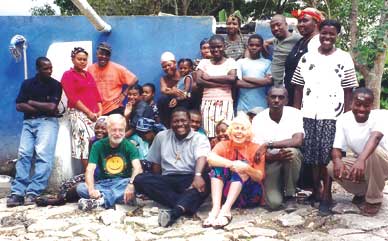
[97,42,112,53]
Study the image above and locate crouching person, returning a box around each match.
[328,87,388,216]
[134,107,211,227]
[203,113,265,229]
[76,114,142,211]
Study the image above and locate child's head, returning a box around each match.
[189,109,202,132]
[94,117,108,140]
[215,120,229,142]
[200,38,212,59]
[142,83,155,104]
[178,58,193,77]
[247,34,264,59]
[127,84,143,105]
[209,35,226,61]
[160,51,177,77]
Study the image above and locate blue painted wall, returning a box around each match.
[0,16,214,160]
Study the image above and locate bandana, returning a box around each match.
[291,9,324,23]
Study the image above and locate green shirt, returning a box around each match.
[89,137,140,180]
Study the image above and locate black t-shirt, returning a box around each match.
[16,75,62,119]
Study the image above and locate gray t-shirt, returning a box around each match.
[271,32,301,85]
[147,129,211,175]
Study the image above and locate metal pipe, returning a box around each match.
[70,0,112,32]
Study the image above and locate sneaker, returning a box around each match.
[24,194,37,206]
[158,209,175,227]
[6,194,24,208]
[78,195,105,211]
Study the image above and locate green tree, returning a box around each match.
[30,3,56,16]
[329,0,387,108]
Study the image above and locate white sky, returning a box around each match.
[0,0,61,16]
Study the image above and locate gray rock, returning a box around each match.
[251,237,284,241]
[244,227,278,237]
[277,213,304,227]
[287,231,333,241]
[98,209,125,225]
[135,231,159,241]
[341,233,385,241]
[124,216,159,228]
[331,202,360,214]
[328,228,364,236]
[338,213,388,231]
[97,226,133,241]
[43,230,73,238]
[224,220,254,231]
[27,219,69,232]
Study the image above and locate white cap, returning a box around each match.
[160,51,175,63]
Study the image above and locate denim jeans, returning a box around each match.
[11,117,59,196]
[76,177,130,208]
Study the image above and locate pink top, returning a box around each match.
[61,68,102,112]
[197,58,237,101]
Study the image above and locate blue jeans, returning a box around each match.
[11,117,59,196]
[76,177,130,208]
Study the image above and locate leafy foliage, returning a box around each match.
[30,3,56,16]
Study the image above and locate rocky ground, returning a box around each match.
[1,183,388,241]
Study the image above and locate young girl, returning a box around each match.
[211,120,230,148]
[142,83,160,123]
[124,84,154,138]
[196,35,238,138]
[236,34,272,112]
[168,58,194,108]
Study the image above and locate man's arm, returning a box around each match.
[347,131,384,182]
[16,103,38,114]
[191,156,208,193]
[293,85,303,109]
[242,75,272,87]
[331,148,346,179]
[124,158,143,203]
[272,133,303,149]
[151,163,162,174]
[85,163,100,199]
[27,100,58,113]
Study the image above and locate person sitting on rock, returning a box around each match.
[76,114,142,211]
[252,85,303,210]
[328,87,388,216]
[134,107,211,227]
[203,112,265,229]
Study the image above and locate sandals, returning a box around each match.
[213,214,233,229]
[202,212,218,228]
[361,202,381,216]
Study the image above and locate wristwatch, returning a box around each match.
[129,179,134,185]
[195,172,202,176]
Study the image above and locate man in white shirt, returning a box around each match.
[328,87,388,216]
[252,85,304,210]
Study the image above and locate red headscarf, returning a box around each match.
[291,8,325,23]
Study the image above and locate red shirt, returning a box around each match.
[61,68,102,112]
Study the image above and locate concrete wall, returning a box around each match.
[0,16,214,161]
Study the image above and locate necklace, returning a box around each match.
[172,136,184,162]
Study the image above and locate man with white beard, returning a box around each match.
[76,114,142,211]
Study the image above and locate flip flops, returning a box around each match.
[202,212,217,228]
[213,214,233,229]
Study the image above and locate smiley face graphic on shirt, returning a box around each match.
[105,155,125,175]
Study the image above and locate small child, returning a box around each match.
[189,109,206,135]
[124,84,154,138]
[36,117,108,206]
[210,120,229,148]
[169,58,194,108]
[142,83,160,123]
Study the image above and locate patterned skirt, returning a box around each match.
[302,118,336,165]
[68,109,95,159]
[201,99,234,138]
[210,167,263,208]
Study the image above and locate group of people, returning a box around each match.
[6,6,388,230]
